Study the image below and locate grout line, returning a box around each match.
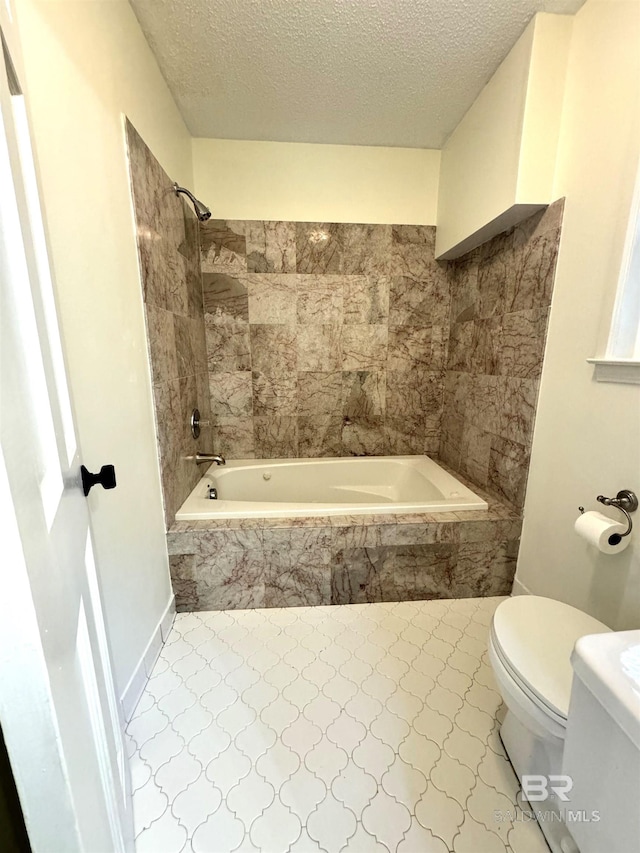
[131,598,534,853]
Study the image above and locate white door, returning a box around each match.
[0,14,132,853]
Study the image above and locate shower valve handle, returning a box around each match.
[81,464,117,497]
[190,408,211,439]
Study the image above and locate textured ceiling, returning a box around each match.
[129,0,585,149]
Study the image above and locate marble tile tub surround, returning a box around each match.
[200,220,450,459]
[126,120,213,528]
[166,473,521,612]
[200,208,563,512]
[440,200,564,511]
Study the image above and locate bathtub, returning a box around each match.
[175,455,488,520]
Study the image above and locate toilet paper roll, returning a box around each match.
[574,511,631,554]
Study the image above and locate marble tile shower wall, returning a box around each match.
[126,121,213,528]
[200,221,450,459]
[440,200,564,510]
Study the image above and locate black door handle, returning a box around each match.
[81,464,117,496]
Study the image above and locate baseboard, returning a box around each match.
[510,576,531,597]
[120,594,175,721]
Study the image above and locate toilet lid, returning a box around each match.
[491,596,611,720]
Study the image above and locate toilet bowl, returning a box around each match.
[488,595,610,853]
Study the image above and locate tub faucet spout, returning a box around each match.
[193,453,226,466]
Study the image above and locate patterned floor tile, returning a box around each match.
[171,775,222,836]
[307,793,357,851]
[255,740,300,789]
[303,695,342,729]
[453,811,506,853]
[205,745,252,795]
[398,819,449,852]
[289,827,323,853]
[280,766,327,821]
[250,798,302,852]
[227,769,275,826]
[130,750,153,794]
[381,754,428,812]
[342,821,388,853]
[430,751,476,805]
[443,725,487,773]
[192,804,246,853]
[132,597,548,853]
[362,789,412,851]
[415,782,465,848]
[331,763,377,815]
[133,776,168,836]
[305,736,349,785]
[370,708,411,751]
[136,807,187,853]
[155,750,203,802]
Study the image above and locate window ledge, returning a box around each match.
[587,358,640,385]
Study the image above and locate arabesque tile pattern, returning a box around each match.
[130,597,548,853]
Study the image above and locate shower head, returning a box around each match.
[173,182,211,222]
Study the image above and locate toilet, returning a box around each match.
[488,595,611,853]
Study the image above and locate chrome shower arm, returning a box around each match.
[173,182,211,221]
[173,182,197,205]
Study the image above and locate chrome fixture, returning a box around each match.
[173,182,211,221]
[596,489,637,542]
[191,453,226,466]
[190,408,211,439]
[208,486,218,500]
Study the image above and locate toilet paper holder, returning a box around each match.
[579,489,638,543]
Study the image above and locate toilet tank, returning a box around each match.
[562,630,640,853]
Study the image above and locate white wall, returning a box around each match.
[516,15,573,203]
[192,138,440,224]
[436,14,572,259]
[15,0,193,694]
[516,0,640,630]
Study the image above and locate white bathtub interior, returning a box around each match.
[175,455,488,519]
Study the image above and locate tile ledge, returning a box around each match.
[167,504,519,532]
